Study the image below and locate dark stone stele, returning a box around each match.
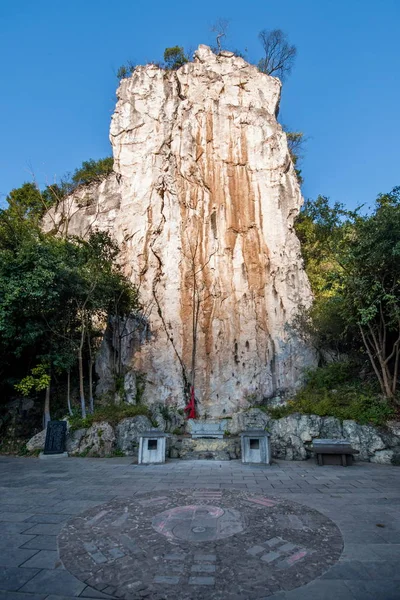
[44,420,67,454]
[58,489,343,599]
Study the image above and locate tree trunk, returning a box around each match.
[78,317,86,419]
[87,327,94,414]
[67,370,73,416]
[44,381,51,429]
[360,324,395,399]
[88,359,94,413]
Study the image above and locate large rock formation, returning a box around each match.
[45,45,315,417]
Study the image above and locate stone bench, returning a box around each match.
[311,439,359,467]
[187,419,228,439]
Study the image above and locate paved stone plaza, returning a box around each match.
[0,457,399,600]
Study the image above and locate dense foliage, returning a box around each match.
[292,188,400,414]
[265,363,395,426]
[0,181,138,426]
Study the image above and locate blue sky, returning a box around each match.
[1,0,399,210]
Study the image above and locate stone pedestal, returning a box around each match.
[240,430,271,465]
[39,452,68,460]
[138,432,168,464]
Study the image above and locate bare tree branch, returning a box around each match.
[258,29,297,81]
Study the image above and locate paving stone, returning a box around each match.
[24,514,71,524]
[190,563,216,572]
[19,569,86,596]
[0,567,39,591]
[321,559,373,580]
[343,578,400,599]
[21,536,58,550]
[23,523,64,536]
[153,576,180,584]
[361,560,400,580]
[20,550,62,569]
[80,586,116,598]
[164,553,185,561]
[261,551,280,563]
[0,513,34,523]
[283,579,356,599]
[193,554,216,562]
[246,546,265,556]
[0,549,38,568]
[188,576,215,585]
[0,592,46,600]
[0,522,34,535]
[46,597,109,600]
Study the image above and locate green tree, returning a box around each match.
[339,189,400,398]
[285,130,305,185]
[295,190,400,399]
[5,182,57,224]
[0,219,139,422]
[163,46,188,70]
[72,157,113,187]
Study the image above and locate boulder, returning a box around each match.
[269,414,324,460]
[319,416,343,439]
[228,409,270,435]
[150,405,186,434]
[342,420,386,461]
[66,428,86,454]
[387,421,400,439]
[26,429,46,452]
[115,416,154,455]
[370,450,394,465]
[68,422,115,457]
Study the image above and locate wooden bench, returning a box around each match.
[311,439,359,467]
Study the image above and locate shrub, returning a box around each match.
[263,362,396,426]
[68,403,151,431]
[163,46,188,70]
[117,61,135,80]
[71,157,114,187]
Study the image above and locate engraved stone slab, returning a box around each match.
[58,489,343,599]
[44,421,67,455]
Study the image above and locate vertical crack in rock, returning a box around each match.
[44,44,316,417]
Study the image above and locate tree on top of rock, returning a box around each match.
[163,46,188,70]
[258,29,297,80]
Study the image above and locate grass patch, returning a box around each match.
[68,404,151,431]
[262,362,397,427]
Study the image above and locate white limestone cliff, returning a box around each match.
[45,45,315,417]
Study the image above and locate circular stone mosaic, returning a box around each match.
[58,489,343,600]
